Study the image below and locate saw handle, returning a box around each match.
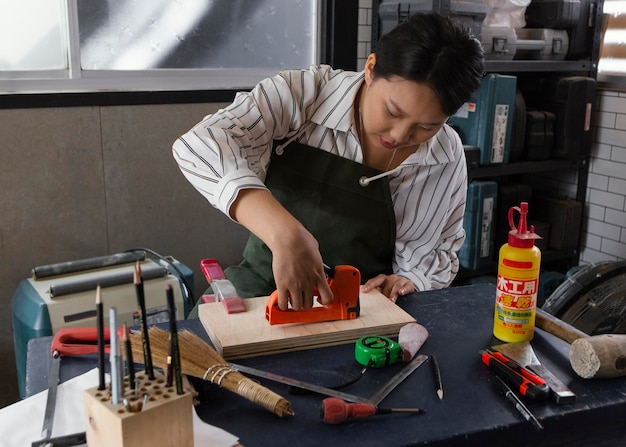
[51,327,111,357]
[535,308,588,344]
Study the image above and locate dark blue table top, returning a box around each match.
[27,284,626,447]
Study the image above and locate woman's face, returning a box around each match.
[361,54,448,159]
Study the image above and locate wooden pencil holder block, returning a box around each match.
[83,371,193,447]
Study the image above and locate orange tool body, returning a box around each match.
[265,265,361,325]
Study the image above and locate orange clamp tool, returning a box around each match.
[265,265,361,325]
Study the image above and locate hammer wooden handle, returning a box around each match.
[535,308,588,344]
[536,308,626,378]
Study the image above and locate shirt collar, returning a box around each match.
[309,69,458,166]
[309,70,364,132]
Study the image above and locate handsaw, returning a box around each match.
[32,328,112,447]
[491,341,576,405]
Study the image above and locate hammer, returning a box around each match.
[535,308,626,379]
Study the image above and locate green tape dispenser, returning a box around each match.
[355,335,403,368]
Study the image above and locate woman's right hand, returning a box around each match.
[270,224,333,310]
[230,188,333,310]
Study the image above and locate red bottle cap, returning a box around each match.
[508,202,542,248]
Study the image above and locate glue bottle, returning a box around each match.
[493,202,542,342]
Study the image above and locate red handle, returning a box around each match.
[200,258,227,282]
[51,327,111,357]
[321,397,375,424]
[489,350,546,386]
[480,350,549,400]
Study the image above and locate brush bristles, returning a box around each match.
[129,327,294,417]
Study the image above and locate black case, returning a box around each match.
[509,89,527,162]
[523,110,555,161]
[547,76,595,159]
[534,195,583,250]
[524,0,598,60]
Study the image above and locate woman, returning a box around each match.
[173,12,484,312]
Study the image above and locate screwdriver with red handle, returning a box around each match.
[320,397,426,424]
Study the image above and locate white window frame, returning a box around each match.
[0,0,322,95]
[598,0,626,90]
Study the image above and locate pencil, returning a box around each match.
[122,322,136,393]
[96,285,106,391]
[134,261,155,379]
[109,306,120,405]
[431,354,443,400]
[165,334,173,388]
[166,284,183,394]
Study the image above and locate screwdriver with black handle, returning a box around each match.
[320,397,426,424]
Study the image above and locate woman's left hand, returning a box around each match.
[361,274,415,303]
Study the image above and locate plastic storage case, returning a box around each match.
[459,181,498,270]
[377,0,488,38]
[448,74,517,166]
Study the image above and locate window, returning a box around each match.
[0,0,319,94]
[598,0,626,88]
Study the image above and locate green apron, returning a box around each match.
[225,140,396,298]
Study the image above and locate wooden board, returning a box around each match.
[198,290,416,359]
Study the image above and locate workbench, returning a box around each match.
[26,283,626,446]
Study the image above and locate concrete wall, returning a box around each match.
[0,102,249,407]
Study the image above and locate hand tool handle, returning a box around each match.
[487,350,547,386]
[535,308,588,344]
[51,327,111,356]
[480,351,549,400]
[321,397,376,424]
[200,258,227,282]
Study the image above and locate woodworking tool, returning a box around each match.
[320,397,426,424]
[535,307,626,379]
[480,350,550,400]
[265,264,360,325]
[492,376,544,432]
[369,354,428,405]
[201,258,246,313]
[355,335,403,368]
[491,341,576,404]
[232,353,428,406]
[32,327,111,447]
[231,363,373,404]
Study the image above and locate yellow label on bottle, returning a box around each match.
[493,245,541,342]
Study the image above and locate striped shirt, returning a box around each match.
[173,64,467,291]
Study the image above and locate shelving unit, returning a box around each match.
[371,0,605,282]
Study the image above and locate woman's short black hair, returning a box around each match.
[373,13,485,116]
